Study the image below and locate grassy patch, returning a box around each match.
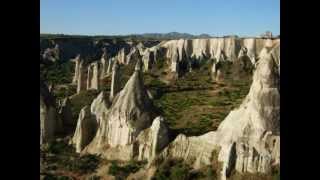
[108,160,147,179]
[41,140,101,177]
[69,90,100,120]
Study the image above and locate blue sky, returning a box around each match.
[40,0,280,36]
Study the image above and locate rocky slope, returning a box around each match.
[159,40,280,180]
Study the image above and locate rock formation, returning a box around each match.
[42,44,60,62]
[76,60,87,93]
[142,50,155,72]
[117,48,126,64]
[109,60,121,102]
[86,62,100,90]
[160,40,280,180]
[58,97,73,126]
[71,106,97,153]
[136,116,170,162]
[143,38,279,75]
[100,49,109,79]
[40,82,60,144]
[72,54,81,84]
[84,59,158,160]
[90,91,110,126]
[126,46,141,65]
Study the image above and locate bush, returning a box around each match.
[152,159,192,180]
[65,154,101,174]
[108,160,146,179]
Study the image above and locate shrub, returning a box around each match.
[108,160,146,179]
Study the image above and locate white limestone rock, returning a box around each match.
[87,62,100,90]
[84,58,157,160]
[136,116,170,162]
[40,82,59,144]
[77,60,87,93]
[90,91,110,126]
[71,54,81,84]
[109,61,121,102]
[160,41,280,179]
[100,50,109,79]
[71,106,97,153]
[160,132,219,169]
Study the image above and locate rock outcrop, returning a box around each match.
[42,44,60,62]
[160,40,280,180]
[86,62,100,90]
[126,46,141,65]
[90,91,110,126]
[58,97,73,126]
[72,54,81,84]
[84,59,158,160]
[71,106,97,153]
[143,38,279,75]
[136,116,170,162]
[76,60,87,93]
[109,61,121,102]
[142,50,155,72]
[100,49,109,79]
[40,82,60,144]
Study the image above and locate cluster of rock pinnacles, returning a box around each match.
[40,37,280,180]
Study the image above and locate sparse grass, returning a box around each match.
[108,160,147,179]
[69,89,100,121]
[41,140,101,178]
[152,159,192,180]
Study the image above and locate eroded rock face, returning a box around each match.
[87,62,100,90]
[136,116,170,162]
[91,91,110,126]
[42,44,60,62]
[100,50,109,79]
[40,82,59,144]
[71,106,97,153]
[160,40,280,180]
[109,61,121,102]
[72,54,81,84]
[161,132,218,169]
[142,50,155,72]
[77,60,87,93]
[144,38,279,75]
[126,46,141,65]
[84,59,158,160]
[117,48,126,64]
[58,97,73,126]
[215,44,280,179]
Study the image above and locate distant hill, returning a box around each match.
[40,32,213,40]
[131,32,212,39]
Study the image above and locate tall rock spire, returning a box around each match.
[84,58,157,160]
[109,60,121,102]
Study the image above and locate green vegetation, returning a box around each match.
[152,159,192,180]
[108,160,147,179]
[151,65,251,135]
[41,140,101,178]
[40,61,74,85]
[69,89,100,120]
